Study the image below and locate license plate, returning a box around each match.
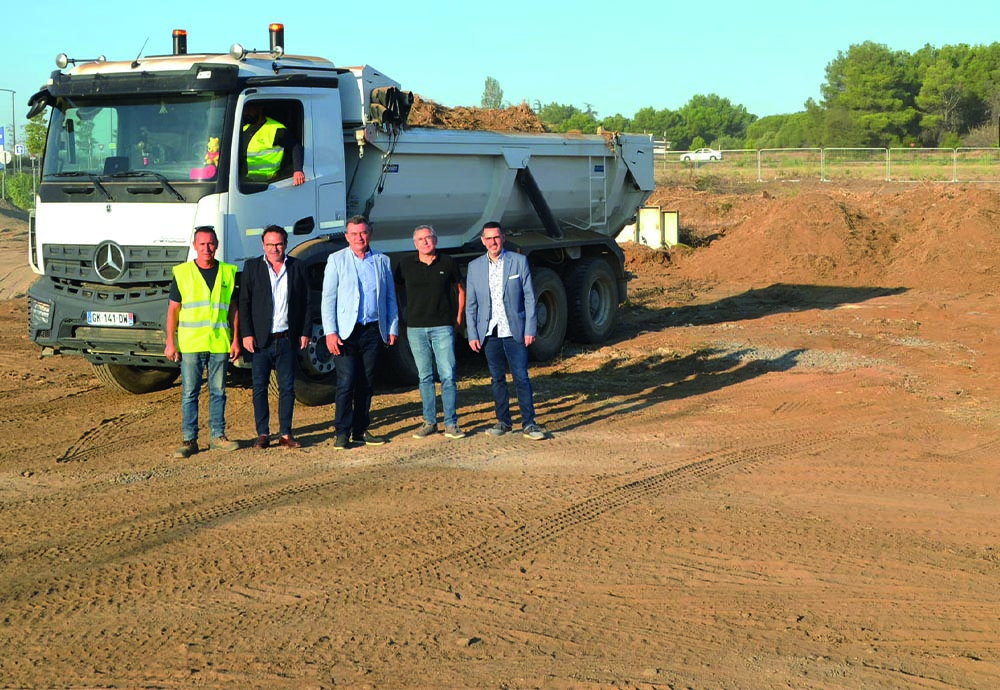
[87,311,135,327]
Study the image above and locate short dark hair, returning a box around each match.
[193,226,218,243]
[481,221,502,236]
[347,214,370,228]
[262,224,288,243]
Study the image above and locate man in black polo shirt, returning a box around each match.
[394,224,466,439]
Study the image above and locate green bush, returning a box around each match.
[2,172,36,211]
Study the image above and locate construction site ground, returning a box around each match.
[2,178,1000,689]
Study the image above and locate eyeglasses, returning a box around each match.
[346,230,371,237]
[264,242,286,249]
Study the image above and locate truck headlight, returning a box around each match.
[28,298,52,329]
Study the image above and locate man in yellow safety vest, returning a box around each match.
[241,103,305,186]
[165,227,242,458]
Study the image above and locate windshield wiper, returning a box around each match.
[111,170,185,201]
[48,171,114,200]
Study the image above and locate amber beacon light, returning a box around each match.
[172,29,188,56]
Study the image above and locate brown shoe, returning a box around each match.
[173,439,198,459]
[278,435,302,449]
[210,436,239,452]
[253,435,270,449]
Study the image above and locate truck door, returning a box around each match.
[227,95,317,256]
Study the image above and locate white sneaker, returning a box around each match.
[444,425,466,439]
[522,424,547,441]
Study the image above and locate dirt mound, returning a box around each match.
[645,183,1000,291]
[408,94,546,132]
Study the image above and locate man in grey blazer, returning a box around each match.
[466,221,547,440]
[321,215,399,449]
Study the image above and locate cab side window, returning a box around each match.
[239,100,305,193]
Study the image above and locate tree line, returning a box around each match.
[484,41,1000,151]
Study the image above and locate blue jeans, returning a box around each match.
[251,335,297,437]
[483,336,535,429]
[408,326,458,427]
[180,351,229,441]
[334,322,381,438]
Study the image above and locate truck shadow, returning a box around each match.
[283,283,907,441]
[452,344,805,436]
[620,283,909,333]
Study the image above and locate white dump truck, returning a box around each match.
[26,25,655,405]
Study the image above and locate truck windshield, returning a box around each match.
[42,93,228,183]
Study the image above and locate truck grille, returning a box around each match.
[43,244,188,284]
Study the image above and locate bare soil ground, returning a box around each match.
[3,182,1000,689]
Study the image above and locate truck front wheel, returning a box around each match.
[567,258,619,344]
[528,267,568,361]
[92,363,179,394]
[292,322,338,407]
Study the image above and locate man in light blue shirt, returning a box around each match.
[321,215,399,449]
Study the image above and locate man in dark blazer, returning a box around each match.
[239,224,312,449]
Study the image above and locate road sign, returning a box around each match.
[0,126,4,146]
[15,144,25,156]
[0,150,11,165]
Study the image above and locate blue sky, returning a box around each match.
[3,0,999,144]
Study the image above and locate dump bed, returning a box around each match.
[345,126,655,254]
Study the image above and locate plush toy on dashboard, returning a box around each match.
[190,136,220,180]
[204,137,220,166]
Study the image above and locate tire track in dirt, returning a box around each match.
[329,431,846,608]
[0,422,859,610]
[55,391,179,463]
[0,385,104,431]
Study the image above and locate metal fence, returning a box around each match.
[659,147,1000,184]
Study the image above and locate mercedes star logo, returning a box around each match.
[94,241,127,283]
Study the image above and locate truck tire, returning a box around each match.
[567,258,619,344]
[292,321,338,407]
[380,329,420,386]
[528,267,568,361]
[286,240,346,407]
[92,363,179,394]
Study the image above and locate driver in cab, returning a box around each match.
[240,103,305,186]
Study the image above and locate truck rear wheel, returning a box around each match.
[567,258,619,344]
[528,267,568,361]
[92,363,179,394]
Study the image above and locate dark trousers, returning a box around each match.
[251,334,297,437]
[334,322,381,438]
[483,335,536,429]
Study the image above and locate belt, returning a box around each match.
[272,330,288,339]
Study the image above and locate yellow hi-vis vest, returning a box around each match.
[173,261,237,354]
[243,117,285,182]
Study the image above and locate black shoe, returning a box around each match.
[334,434,350,450]
[353,431,386,446]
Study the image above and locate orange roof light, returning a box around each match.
[269,23,284,54]
[172,29,188,56]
